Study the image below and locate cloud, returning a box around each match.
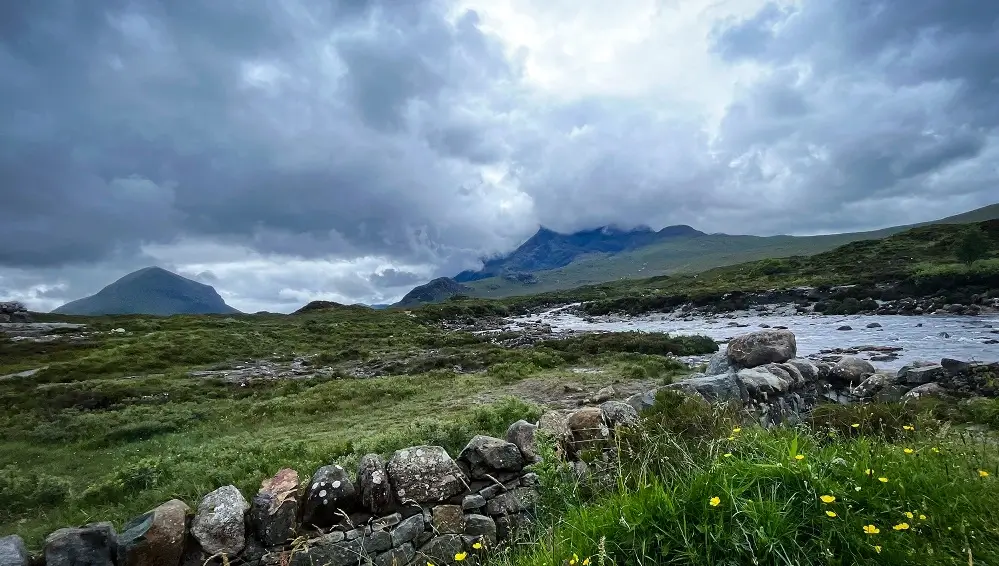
[2,0,998,311]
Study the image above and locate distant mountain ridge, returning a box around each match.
[52,267,240,316]
[394,277,471,308]
[455,224,704,283]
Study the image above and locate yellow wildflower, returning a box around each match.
[878,477,889,483]
[472,541,483,550]
[851,423,860,428]
[904,512,913,519]
[874,545,882,554]
[723,453,733,458]
[893,523,910,531]
[820,495,836,504]
[727,436,735,441]
[795,454,805,461]
[931,447,940,453]
[582,558,590,566]
[903,425,914,431]
[863,524,880,535]
[903,448,914,454]
[569,553,578,565]
[709,496,721,507]
[732,427,742,433]
[979,470,990,478]
[865,468,873,476]
[919,514,927,520]
[826,510,837,518]
[455,552,468,562]
[428,563,435,566]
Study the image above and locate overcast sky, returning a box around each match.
[2,0,998,313]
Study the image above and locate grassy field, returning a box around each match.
[0,307,709,548]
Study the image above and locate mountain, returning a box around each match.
[445,203,999,300]
[52,267,241,316]
[394,277,471,307]
[454,225,703,283]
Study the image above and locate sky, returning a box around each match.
[2,0,998,313]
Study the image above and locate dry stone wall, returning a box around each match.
[0,301,31,323]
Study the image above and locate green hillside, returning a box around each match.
[466,203,999,298]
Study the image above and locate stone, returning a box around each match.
[464,514,497,543]
[736,368,791,401]
[590,385,615,403]
[625,389,659,412]
[866,322,882,328]
[853,374,888,398]
[432,505,465,534]
[941,358,971,374]
[388,446,467,505]
[370,513,402,531]
[830,357,876,384]
[776,362,804,385]
[485,487,539,516]
[537,410,570,441]
[495,514,532,540]
[458,435,525,479]
[418,535,465,566]
[362,531,393,553]
[250,468,300,547]
[505,420,541,463]
[705,348,734,376]
[726,330,797,368]
[462,494,486,510]
[192,485,249,556]
[357,454,394,515]
[45,523,120,566]
[665,373,740,403]
[564,407,610,455]
[837,326,853,331]
[0,536,28,566]
[290,536,362,566]
[302,464,357,528]
[902,364,944,385]
[391,512,425,547]
[374,543,415,566]
[520,472,540,487]
[120,499,191,566]
[600,400,639,428]
[903,382,949,401]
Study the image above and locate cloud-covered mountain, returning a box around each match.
[2,1,998,312]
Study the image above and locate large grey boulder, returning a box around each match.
[726,330,797,368]
[786,359,820,382]
[853,374,889,399]
[737,368,791,401]
[191,485,250,556]
[665,373,740,403]
[302,464,356,528]
[484,487,540,516]
[901,364,945,385]
[357,454,394,515]
[0,535,28,566]
[505,420,541,463]
[458,435,525,479]
[705,348,734,375]
[120,499,191,566]
[830,357,876,384]
[903,382,949,401]
[387,446,466,504]
[600,400,639,428]
[250,468,300,547]
[418,535,465,566]
[564,407,609,455]
[390,513,425,547]
[45,523,120,566]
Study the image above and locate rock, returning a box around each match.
[371,513,402,531]
[938,332,951,338]
[599,400,639,428]
[775,362,804,385]
[866,322,882,328]
[192,485,249,556]
[290,535,362,566]
[786,359,819,382]
[0,536,28,566]
[120,499,191,566]
[464,514,497,544]
[588,385,616,404]
[45,523,120,566]
[520,472,539,487]
[625,388,659,412]
[665,373,740,403]
[302,464,356,528]
[705,348,734,375]
[564,407,609,455]
[418,535,465,566]
[375,543,415,566]
[830,357,876,384]
[250,468,299,547]
[505,420,541,464]
[362,531,393,553]
[462,494,486,511]
[391,513,425,547]
[726,330,797,368]
[387,446,467,505]
[837,325,853,331]
[853,374,889,398]
[537,410,570,441]
[485,487,539,516]
[458,436,525,479]
[736,368,791,401]
[495,513,532,540]
[941,358,971,374]
[903,382,949,401]
[431,505,465,535]
[357,454,394,515]
[901,364,944,385]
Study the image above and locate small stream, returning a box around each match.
[512,308,999,371]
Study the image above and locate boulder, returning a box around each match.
[431,505,465,534]
[625,388,659,412]
[853,374,889,399]
[45,523,120,566]
[250,468,300,547]
[736,368,791,401]
[191,485,250,556]
[120,499,191,566]
[375,543,415,566]
[418,535,465,566]
[830,357,876,384]
[387,446,467,504]
[941,358,971,374]
[837,326,853,331]
[564,407,609,455]
[464,514,497,544]
[357,454,394,515]
[484,487,539,516]
[505,420,541,463]
[866,322,882,328]
[537,411,570,441]
[390,514,425,547]
[665,373,740,403]
[901,364,944,385]
[301,464,356,528]
[775,362,804,385]
[705,348,734,375]
[458,436,525,479]
[290,535,362,566]
[599,400,639,428]
[0,536,28,566]
[786,359,819,381]
[726,330,797,368]
[903,382,949,401]
[462,494,486,510]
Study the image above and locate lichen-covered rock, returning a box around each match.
[706,347,734,375]
[418,534,465,566]
[736,368,791,401]
[903,382,949,401]
[537,410,571,443]
[786,359,819,382]
[600,400,638,428]
[302,464,356,528]
[0,535,28,566]
[901,364,945,385]
[726,330,797,368]
[458,435,525,479]
[374,543,414,566]
[485,487,539,516]
[251,468,300,547]
[464,514,497,544]
[120,499,191,566]
[462,494,486,511]
[664,373,740,403]
[830,357,876,384]
[357,454,394,515]
[191,485,250,556]
[391,513,425,547]
[290,536,362,566]
[431,505,465,534]
[505,420,541,463]
[387,446,466,504]
[564,407,609,455]
[45,523,120,566]
[853,374,889,399]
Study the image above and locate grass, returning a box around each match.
[496,392,999,565]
